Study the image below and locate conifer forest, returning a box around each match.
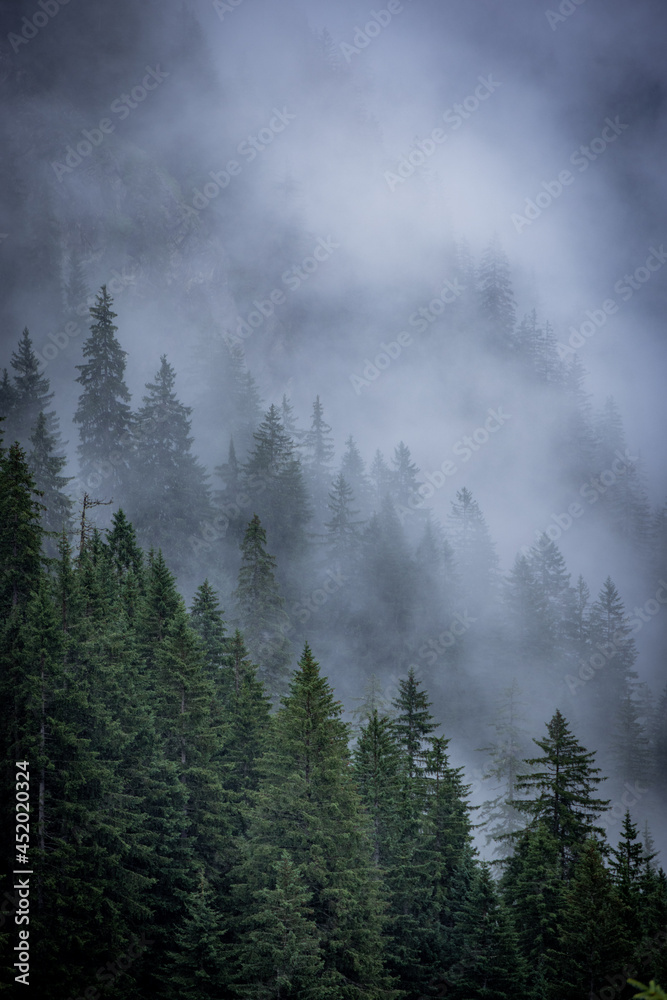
[1,1,667,998]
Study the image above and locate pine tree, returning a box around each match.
[325,473,363,560]
[340,435,372,516]
[8,327,55,446]
[477,234,516,350]
[610,689,651,789]
[477,680,531,858]
[353,709,404,867]
[586,578,638,733]
[391,441,420,509]
[609,811,647,946]
[128,355,214,573]
[514,710,609,874]
[190,580,228,677]
[449,862,526,1000]
[73,286,134,495]
[0,442,46,614]
[233,515,292,699]
[243,405,312,558]
[28,411,74,542]
[500,824,566,999]
[163,868,228,999]
[137,548,181,669]
[231,644,392,999]
[220,629,271,835]
[558,840,628,1000]
[303,395,335,520]
[391,666,437,779]
[449,487,498,613]
[0,368,18,429]
[228,344,263,460]
[369,450,393,510]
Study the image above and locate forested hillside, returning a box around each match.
[1,0,667,996]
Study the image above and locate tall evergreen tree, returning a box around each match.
[449,487,498,613]
[477,234,516,350]
[230,644,392,999]
[325,472,363,560]
[7,327,55,446]
[303,395,335,521]
[73,286,134,494]
[27,411,74,542]
[477,679,531,858]
[128,355,214,572]
[391,441,420,510]
[233,515,292,698]
[242,405,311,558]
[514,710,609,875]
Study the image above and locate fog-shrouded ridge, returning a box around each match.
[1,0,667,992]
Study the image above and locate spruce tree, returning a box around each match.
[190,580,228,677]
[303,395,335,522]
[233,515,292,698]
[0,442,46,614]
[325,472,363,560]
[500,824,566,999]
[28,410,74,542]
[8,327,55,445]
[477,234,516,350]
[340,435,372,516]
[391,441,420,509]
[231,644,392,999]
[128,355,214,573]
[514,710,609,875]
[449,862,526,1000]
[73,286,134,494]
[558,840,628,1000]
[477,679,531,858]
[242,405,312,558]
[449,487,499,614]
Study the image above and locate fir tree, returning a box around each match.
[391,666,437,779]
[477,234,516,350]
[391,441,420,510]
[190,580,228,677]
[0,442,46,614]
[233,515,292,698]
[27,410,74,542]
[500,824,566,999]
[243,405,312,558]
[477,679,531,858]
[449,862,526,1000]
[8,327,55,446]
[231,644,392,999]
[558,840,628,1000]
[325,473,363,560]
[449,487,498,613]
[128,355,214,572]
[514,710,609,874]
[73,286,134,494]
[340,435,372,516]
